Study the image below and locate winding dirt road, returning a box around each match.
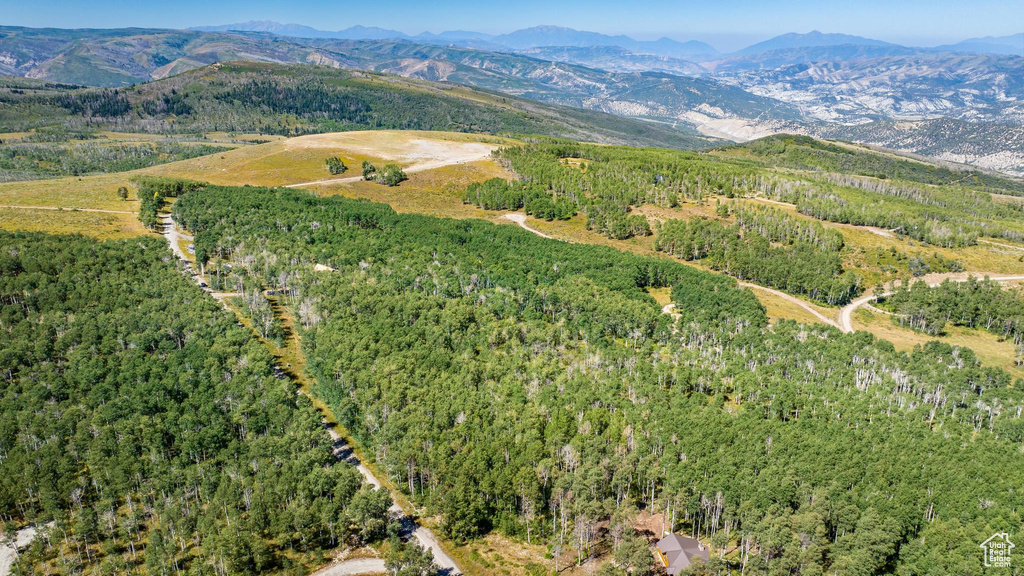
[837,273,1024,333]
[738,282,840,329]
[324,427,460,573]
[504,211,839,329]
[503,212,554,239]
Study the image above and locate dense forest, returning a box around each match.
[775,175,1024,247]
[655,212,860,305]
[170,184,1024,576]
[0,232,392,575]
[483,142,1024,248]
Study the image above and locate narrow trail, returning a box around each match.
[159,213,461,575]
[837,273,1024,333]
[737,282,841,329]
[503,212,554,239]
[0,204,135,215]
[284,175,365,188]
[978,238,1024,252]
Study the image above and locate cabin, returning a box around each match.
[655,533,709,575]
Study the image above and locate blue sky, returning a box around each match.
[2,0,1021,51]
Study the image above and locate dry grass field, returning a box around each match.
[0,130,512,238]
[0,173,145,238]
[0,206,146,239]
[853,307,1024,380]
[143,130,512,187]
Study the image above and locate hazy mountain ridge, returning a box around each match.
[192,22,721,59]
[936,33,1024,56]
[732,30,895,56]
[517,45,706,76]
[3,24,1024,174]
[0,26,788,123]
[723,50,1024,122]
[812,118,1024,176]
[188,22,1024,58]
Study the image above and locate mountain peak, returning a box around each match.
[735,30,895,55]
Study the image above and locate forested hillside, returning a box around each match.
[717,134,1024,197]
[0,232,390,574]
[459,141,1024,303]
[170,184,1024,575]
[0,63,709,149]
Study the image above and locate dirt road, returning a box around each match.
[160,214,194,264]
[978,238,1024,252]
[738,282,840,329]
[837,273,1024,333]
[504,211,838,329]
[503,212,554,239]
[310,558,386,576]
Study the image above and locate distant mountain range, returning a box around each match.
[191,22,1023,58]
[731,31,895,56]
[2,24,1022,175]
[937,33,1024,56]
[192,22,721,59]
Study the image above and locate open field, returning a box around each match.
[0,173,139,210]
[0,206,146,239]
[0,172,144,238]
[144,130,512,188]
[313,161,511,219]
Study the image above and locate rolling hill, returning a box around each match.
[0,61,715,149]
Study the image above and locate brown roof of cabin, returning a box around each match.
[655,533,709,575]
